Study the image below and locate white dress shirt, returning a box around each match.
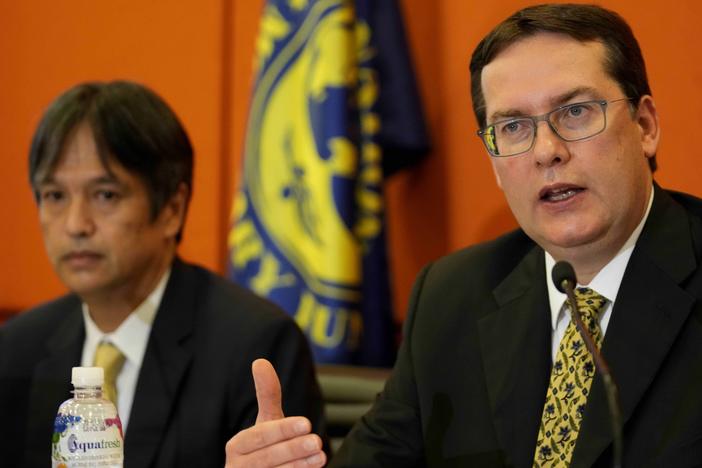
[80,269,170,434]
[545,188,654,362]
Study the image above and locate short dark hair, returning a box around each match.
[469,3,656,171]
[29,80,194,240]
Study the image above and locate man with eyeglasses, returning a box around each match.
[224,4,702,467]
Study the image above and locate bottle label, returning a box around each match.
[52,412,124,467]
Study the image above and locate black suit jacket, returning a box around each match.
[0,259,326,468]
[332,186,702,467]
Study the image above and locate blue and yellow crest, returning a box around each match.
[229,0,393,364]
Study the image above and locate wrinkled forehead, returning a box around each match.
[480,33,615,122]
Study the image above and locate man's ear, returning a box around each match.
[636,95,660,160]
[161,182,190,239]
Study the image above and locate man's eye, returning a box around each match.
[501,121,523,134]
[498,120,529,136]
[566,104,592,117]
[95,190,120,202]
[41,190,64,203]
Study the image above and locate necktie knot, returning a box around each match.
[575,287,607,315]
[93,341,126,407]
[574,288,607,338]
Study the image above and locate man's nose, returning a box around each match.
[531,121,571,167]
[64,198,95,237]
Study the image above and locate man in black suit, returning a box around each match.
[224,4,702,467]
[0,81,326,468]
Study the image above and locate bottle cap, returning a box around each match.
[72,367,104,387]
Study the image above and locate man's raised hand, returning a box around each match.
[224,359,327,467]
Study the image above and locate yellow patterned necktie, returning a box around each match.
[93,341,126,407]
[533,287,607,467]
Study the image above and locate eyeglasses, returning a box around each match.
[477,98,633,157]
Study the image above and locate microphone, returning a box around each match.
[551,261,623,468]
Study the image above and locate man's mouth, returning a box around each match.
[539,185,584,203]
[61,251,103,265]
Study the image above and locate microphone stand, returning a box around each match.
[560,277,623,468]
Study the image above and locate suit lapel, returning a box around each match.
[478,244,552,467]
[124,259,196,468]
[572,187,698,467]
[25,300,83,465]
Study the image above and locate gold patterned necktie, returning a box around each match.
[533,287,607,467]
[93,341,126,407]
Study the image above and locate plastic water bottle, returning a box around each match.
[51,367,124,467]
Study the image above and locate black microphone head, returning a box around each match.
[552,261,577,294]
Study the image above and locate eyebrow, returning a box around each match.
[37,174,122,188]
[488,86,601,124]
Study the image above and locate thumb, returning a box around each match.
[252,358,285,423]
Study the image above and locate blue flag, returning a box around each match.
[229,0,428,366]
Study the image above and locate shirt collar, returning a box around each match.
[545,187,654,330]
[82,268,171,365]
